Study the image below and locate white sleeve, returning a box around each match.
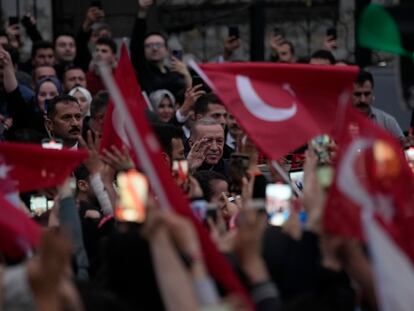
[89,172,114,216]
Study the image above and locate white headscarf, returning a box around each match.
[149,89,176,111]
[69,86,93,116]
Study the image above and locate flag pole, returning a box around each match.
[270,160,302,198]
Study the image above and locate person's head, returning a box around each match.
[89,90,109,134]
[193,170,229,207]
[276,41,295,63]
[90,22,112,44]
[45,94,82,147]
[32,65,56,86]
[74,164,95,202]
[35,77,62,112]
[63,66,87,91]
[68,86,92,117]
[352,70,375,116]
[153,123,184,167]
[31,41,55,67]
[94,37,117,67]
[149,89,176,123]
[194,93,227,129]
[310,49,335,65]
[143,32,168,64]
[54,34,76,64]
[226,113,243,141]
[189,118,224,166]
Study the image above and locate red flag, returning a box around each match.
[100,44,141,151]
[0,193,41,258]
[0,142,87,193]
[99,43,251,304]
[324,104,414,310]
[194,62,358,160]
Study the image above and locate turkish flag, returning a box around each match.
[324,104,414,311]
[0,192,41,258]
[99,44,251,305]
[100,44,142,152]
[0,142,87,193]
[196,62,358,160]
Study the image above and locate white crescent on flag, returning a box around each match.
[236,75,297,122]
[337,138,374,212]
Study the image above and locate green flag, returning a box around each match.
[357,3,413,60]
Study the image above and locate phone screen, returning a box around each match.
[30,195,48,215]
[116,170,148,223]
[289,169,304,190]
[265,184,292,226]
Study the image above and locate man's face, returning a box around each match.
[33,48,55,67]
[171,137,185,161]
[226,113,243,140]
[55,36,76,63]
[144,35,168,63]
[277,43,294,63]
[33,66,56,84]
[94,44,116,67]
[352,81,374,116]
[202,104,227,129]
[193,124,224,165]
[63,69,86,91]
[48,101,82,147]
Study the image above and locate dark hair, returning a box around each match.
[31,40,54,58]
[46,94,79,118]
[143,32,168,46]
[54,33,75,45]
[96,37,117,54]
[152,123,183,159]
[280,40,295,55]
[193,170,228,201]
[63,65,85,80]
[194,93,222,116]
[355,70,374,88]
[310,49,336,64]
[90,91,109,118]
[74,164,89,181]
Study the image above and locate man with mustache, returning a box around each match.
[187,118,227,176]
[352,70,404,142]
[45,94,83,148]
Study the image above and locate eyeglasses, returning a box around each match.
[144,42,165,49]
[353,91,372,97]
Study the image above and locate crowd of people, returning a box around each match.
[0,0,412,310]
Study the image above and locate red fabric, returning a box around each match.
[86,71,106,96]
[100,47,141,152]
[199,63,358,160]
[0,193,41,258]
[0,142,88,193]
[324,104,414,263]
[103,44,252,305]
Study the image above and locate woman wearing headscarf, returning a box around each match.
[69,86,92,117]
[149,89,176,123]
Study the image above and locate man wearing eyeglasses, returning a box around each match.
[352,70,404,141]
[129,0,191,96]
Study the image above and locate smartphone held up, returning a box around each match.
[116,170,148,223]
